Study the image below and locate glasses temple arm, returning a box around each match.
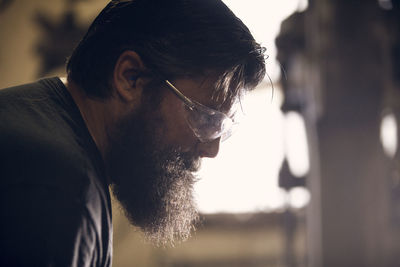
[165,80,196,110]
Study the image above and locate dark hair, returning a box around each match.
[66,0,266,99]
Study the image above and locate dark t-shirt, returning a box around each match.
[0,78,112,267]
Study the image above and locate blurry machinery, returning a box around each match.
[276,0,400,266]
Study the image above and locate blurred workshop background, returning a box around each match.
[1,0,399,266]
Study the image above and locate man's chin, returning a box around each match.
[187,160,201,173]
[182,153,202,173]
[110,152,200,246]
[112,176,199,247]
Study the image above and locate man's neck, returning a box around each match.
[61,77,110,159]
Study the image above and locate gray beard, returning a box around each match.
[106,105,200,246]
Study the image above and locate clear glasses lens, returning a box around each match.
[164,79,240,142]
[183,104,234,142]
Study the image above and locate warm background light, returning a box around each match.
[195,0,310,214]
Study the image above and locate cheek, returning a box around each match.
[158,97,197,151]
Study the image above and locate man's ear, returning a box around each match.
[112,50,146,103]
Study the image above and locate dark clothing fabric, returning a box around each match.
[0,78,112,267]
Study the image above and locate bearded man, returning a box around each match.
[0,0,266,266]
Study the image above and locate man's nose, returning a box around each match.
[197,138,221,158]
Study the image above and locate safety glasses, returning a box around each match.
[165,80,238,143]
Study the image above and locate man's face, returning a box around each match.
[106,77,227,246]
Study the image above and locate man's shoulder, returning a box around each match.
[0,128,111,239]
[0,78,97,201]
[0,78,110,223]
[0,79,44,97]
[0,126,91,198]
[0,138,112,266]
[0,78,69,130]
